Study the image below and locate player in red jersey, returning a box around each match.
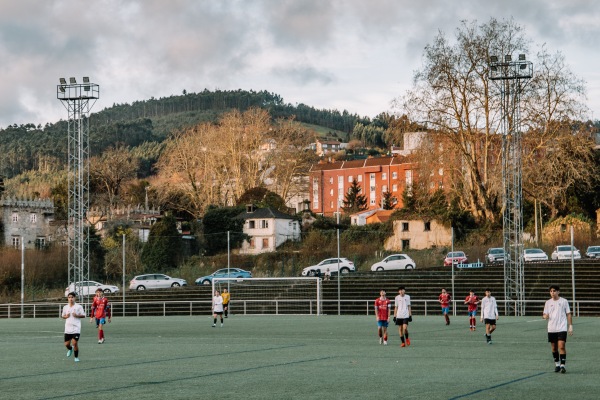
[90,288,111,344]
[374,290,391,345]
[464,289,480,331]
[438,288,452,325]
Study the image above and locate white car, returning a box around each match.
[129,274,187,291]
[301,258,355,277]
[370,254,416,271]
[551,245,581,260]
[523,248,549,262]
[64,281,120,297]
[485,248,506,263]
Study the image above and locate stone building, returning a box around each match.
[1,197,58,249]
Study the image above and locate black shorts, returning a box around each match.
[548,331,568,343]
[484,319,496,325]
[64,333,80,342]
[395,318,409,326]
[223,303,229,309]
[214,311,223,315]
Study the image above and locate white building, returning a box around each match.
[236,205,301,254]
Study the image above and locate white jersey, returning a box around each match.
[543,297,571,333]
[480,296,498,319]
[213,295,224,312]
[62,303,85,334]
[394,294,411,319]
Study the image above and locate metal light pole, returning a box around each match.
[489,54,532,316]
[122,233,126,317]
[21,241,25,318]
[570,226,576,312]
[57,77,99,303]
[337,207,341,316]
[451,227,455,316]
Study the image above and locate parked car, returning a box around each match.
[551,245,581,260]
[523,248,549,262]
[443,251,468,266]
[485,248,506,263]
[585,246,600,258]
[129,274,187,291]
[195,268,253,285]
[370,254,416,271]
[301,258,355,277]
[64,281,120,297]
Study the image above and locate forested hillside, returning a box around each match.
[0,89,367,181]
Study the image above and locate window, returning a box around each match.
[348,176,353,182]
[249,220,255,229]
[329,177,333,184]
[12,237,20,248]
[260,220,269,229]
[12,213,18,223]
[402,222,409,232]
[392,171,398,179]
[35,237,46,249]
[382,185,387,193]
[330,189,334,196]
[424,221,431,231]
[30,213,37,224]
[249,238,255,248]
[357,175,362,182]
[262,238,269,248]
[392,184,398,192]
[382,172,387,180]
[401,239,410,250]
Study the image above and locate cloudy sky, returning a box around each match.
[1,0,599,128]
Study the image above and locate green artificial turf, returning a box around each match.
[0,315,598,399]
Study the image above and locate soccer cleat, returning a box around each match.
[220,323,223,327]
[401,343,406,347]
[379,337,383,345]
[74,357,80,363]
[472,327,476,331]
[100,338,105,344]
[555,365,561,373]
[406,338,411,346]
[383,340,388,345]
[66,349,72,358]
[212,324,216,327]
[560,366,566,374]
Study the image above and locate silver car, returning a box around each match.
[551,245,581,260]
[129,274,187,291]
[371,254,416,271]
[64,281,120,297]
[523,248,549,262]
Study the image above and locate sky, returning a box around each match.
[1,0,599,129]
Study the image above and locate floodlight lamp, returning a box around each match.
[59,86,65,93]
[59,78,67,85]
[519,54,526,61]
[83,77,89,83]
[520,63,527,70]
[69,77,76,84]
[504,55,512,62]
[490,55,498,63]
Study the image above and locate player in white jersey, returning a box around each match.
[62,292,86,362]
[212,290,224,327]
[480,288,498,344]
[543,285,573,373]
[393,286,412,347]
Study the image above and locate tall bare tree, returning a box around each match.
[90,145,139,209]
[398,18,591,223]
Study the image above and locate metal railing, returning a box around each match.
[1,298,596,318]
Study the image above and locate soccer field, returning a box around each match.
[1,315,598,400]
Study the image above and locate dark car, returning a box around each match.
[195,268,252,285]
[586,246,600,258]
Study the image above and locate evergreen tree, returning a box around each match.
[382,191,397,210]
[202,206,248,256]
[342,179,368,214]
[140,214,181,272]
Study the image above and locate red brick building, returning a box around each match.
[309,156,417,217]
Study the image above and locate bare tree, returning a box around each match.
[398,18,591,223]
[90,145,139,209]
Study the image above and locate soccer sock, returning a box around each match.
[560,354,566,366]
[74,350,79,357]
[445,314,449,323]
[220,318,224,323]
[66,345,72,350]
[472,318,476,327]
[400,336,405,344]
[553,352,559,364]
[404,331,409,339]
[213,318,217,324]
[384,334,387,341]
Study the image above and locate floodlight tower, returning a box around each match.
[57,77,99,301]
[489,55,532,316]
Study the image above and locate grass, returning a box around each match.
[1,315,598,399]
